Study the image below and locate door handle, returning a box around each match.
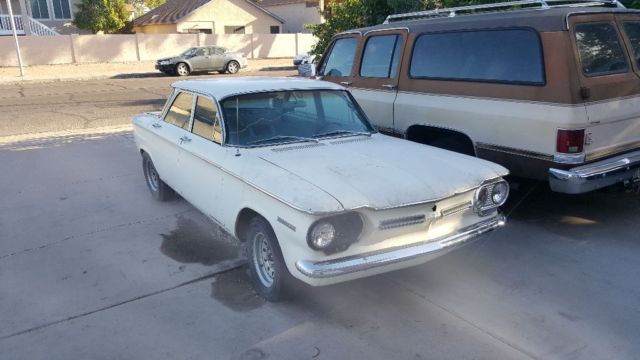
[151,123,162,129]
[382,84,397,90]
[179,135,192,144]
[340,81,352,87]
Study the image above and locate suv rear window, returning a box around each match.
[321,37,358,77]
[409,29,544,85]
[575,23,628,76]
[622,22,640,66]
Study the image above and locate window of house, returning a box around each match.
[192,96,222,143]
[575,23,628,76]
[225,26,246,34]
[410,29,545,85]
[622,22,640,66]
[52,0,71,19]
[30,0,49,19]
[306,0,320,7]
[360,35,402,78]
[320,37,358,77]
[164,92,194,130]
[270,26,280,34]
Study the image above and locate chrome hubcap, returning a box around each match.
[145,159,159,192]
[252,232,275,287]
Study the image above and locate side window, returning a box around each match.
[213,47,225,55]
[410,29,545,85]
[164,92,194,130]
[320,37,358,77]
[194,48,206,57]
[360,35,402,78]
[192,96,223,143]
[575,23,628,76]
[622,22,640,66]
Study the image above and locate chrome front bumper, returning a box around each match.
[549,149,640,194]
[295,214,506,279]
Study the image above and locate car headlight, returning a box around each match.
[159,61,170,65]
[474,180,509,216]
[308,221,335,249]
[307,212,363,254]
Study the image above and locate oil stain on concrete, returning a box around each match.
[211,268,265,312]
[161,216,240,266]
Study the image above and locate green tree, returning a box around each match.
[144,0,166,9]
[74,0,129,34]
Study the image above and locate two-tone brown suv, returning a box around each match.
[315,0,640,194]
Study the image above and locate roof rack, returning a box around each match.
[383,0,625,23]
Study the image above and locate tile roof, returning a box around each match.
[133,0,284,27]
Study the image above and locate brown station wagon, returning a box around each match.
[315,0,640,194]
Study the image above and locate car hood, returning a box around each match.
[157,56,181,62]
[255,134,508,211]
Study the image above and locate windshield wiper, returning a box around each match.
[248,135,319,146]
[313,129,371,139]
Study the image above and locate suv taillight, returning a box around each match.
[556,129,585,154]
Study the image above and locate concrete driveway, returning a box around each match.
[1,77,639,360]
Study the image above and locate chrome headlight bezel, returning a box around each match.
[306,212,363,254]
[474,180,509,216]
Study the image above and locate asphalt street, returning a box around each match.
[0,76,639,360]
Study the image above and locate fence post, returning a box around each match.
[134,33,141,61]
[69,35,77,64]
[295,33,299,57]
[250,33,255,59]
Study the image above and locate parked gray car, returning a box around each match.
[155,46,248,76]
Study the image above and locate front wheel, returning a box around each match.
[226,60,240,74]
[246,217,292,301]
[175,62,190,76]
[142,152,174,201]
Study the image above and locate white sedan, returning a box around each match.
[133,77,509,301]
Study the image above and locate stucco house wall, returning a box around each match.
[263,2,321,33]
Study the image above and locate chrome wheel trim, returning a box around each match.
[177,63,189,76]
[252,232,275,288]
[228,61,239,74]
[145,159,160,192]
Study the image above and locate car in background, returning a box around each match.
[132,77,509,301]
[155,46,248,77]
[293,52,316,66]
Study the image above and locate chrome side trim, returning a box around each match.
[296,214,506,279]
[475,142,554,161]
[549,149,640,193]
[277,217,296,232]
[586,140,640,162]
[379,214,426,230]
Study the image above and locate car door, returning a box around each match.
[318,35,361,88]
[210,47,227,70]
[350,30,406,133]
[188,48,209,71]
[148,90,195,191]
[177,94,230,226]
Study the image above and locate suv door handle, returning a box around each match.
[382,84,397,90]
[340,81,352,87]
[151,123,162,129]
[179,135,192,144]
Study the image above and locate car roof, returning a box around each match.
[347,6,639,34]
[172,77,345,100]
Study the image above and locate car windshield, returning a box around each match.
[181,48,198,57]
[221,90,374,147]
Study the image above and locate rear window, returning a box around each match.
[575,23,628,76]
[410,29,545,85]
[321,37,358,77]
[622,22,640,66]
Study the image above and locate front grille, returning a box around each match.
[379,215,426,230]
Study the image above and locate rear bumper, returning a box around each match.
[549,149,640,194]
[295,213,506,280]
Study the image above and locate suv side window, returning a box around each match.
[575,23,628,76]
[360,35,402,78]
[410,29,544,85]
[622,22,640,66]
[164,92,194,130]
[193,96,223,143]
[320,37,358,77]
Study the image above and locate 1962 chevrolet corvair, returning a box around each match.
[133,77,509,301]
